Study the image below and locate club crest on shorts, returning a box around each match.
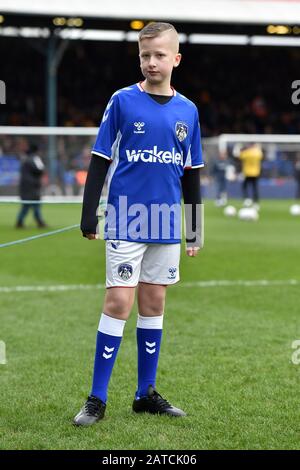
[118,263,133,281]
[175,122,188,142]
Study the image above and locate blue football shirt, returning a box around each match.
[92,83,204,243]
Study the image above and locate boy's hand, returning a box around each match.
[83,233,97,240]
[186,247,200,257]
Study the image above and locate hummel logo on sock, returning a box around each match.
[145,341,156,354]
[102,345,115,359]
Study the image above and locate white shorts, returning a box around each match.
[106,240,181,288]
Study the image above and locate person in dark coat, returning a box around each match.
[212,152,228,206]
[16,144,47,228]
[295,154,300,200]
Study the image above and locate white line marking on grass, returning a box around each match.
[0,224,80,248]
[0,284,106,293]
[182,279,300,288]
[0,279,299,294]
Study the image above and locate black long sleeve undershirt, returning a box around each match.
[181,168,202,244]
[80,155,110,235]
[181,167,202,205]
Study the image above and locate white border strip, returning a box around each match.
[189,34,249,45]
[0,279,298,294]
[2,0,300,25]
[0,126,98,135]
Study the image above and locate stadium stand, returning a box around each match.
[0,38,299,136]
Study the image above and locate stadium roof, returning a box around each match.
[1,0,300,24]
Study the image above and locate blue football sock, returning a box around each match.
[136,314,163,399]
[91,313,126,403]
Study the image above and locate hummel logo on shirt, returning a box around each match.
[134,122,145,134]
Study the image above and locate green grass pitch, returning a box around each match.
[0,200,300,450]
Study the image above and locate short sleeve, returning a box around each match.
[184,107,204,170]
[92,94,120,161]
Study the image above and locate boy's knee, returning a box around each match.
[138,285,166,316]
[103,289,134,319]
[141,304,164,317]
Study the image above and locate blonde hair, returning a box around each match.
[138,22,178,41]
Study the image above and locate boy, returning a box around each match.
[74,22,204,426]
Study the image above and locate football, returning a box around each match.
[289,204,300,216]
[238,207,259,221]
[223,205,237,217]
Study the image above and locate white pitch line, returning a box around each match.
[0,284,105,293]
[0,279,299,294]
[182,279,300,288]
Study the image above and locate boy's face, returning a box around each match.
[139,31,181,87]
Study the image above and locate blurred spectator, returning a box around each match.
[294,154,300,200]
[238,143,263,208]
[211,152,229,206]
[16,144,48,228]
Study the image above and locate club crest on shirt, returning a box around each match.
[175,121,188,142]
[118,263,133,281]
